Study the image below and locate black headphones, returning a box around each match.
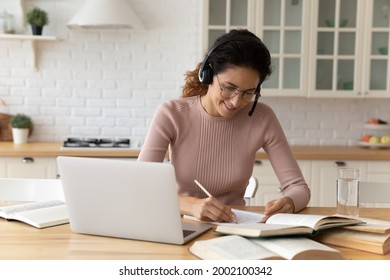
[198,35,263,116]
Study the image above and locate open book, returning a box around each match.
[189,235,343,260]
[315,217,390,255]
[0,200,69,228]
[215,213,363,238]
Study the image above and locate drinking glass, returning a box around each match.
[336,168,359,217]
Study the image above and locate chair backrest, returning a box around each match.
[244,176,258,205]
[359,181,390,208]
[0,178,65,202]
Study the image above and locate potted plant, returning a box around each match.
[11,114,33,144]
[26,7,49,35]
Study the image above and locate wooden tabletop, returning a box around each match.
[1,142,390,160]
[0,206,389,260]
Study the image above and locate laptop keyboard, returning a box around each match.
[183,229,195,238]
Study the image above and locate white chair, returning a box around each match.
[244,176,258,206]
[0,178,64,202]
[359,181,390,208]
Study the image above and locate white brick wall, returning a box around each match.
[0,0,389,147]
[263,97,390,146]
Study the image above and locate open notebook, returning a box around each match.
[57,157,211,245]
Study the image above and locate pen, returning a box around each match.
[194,179,237,223]
[194,179,212,197]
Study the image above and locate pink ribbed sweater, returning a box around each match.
[138,96,310,212]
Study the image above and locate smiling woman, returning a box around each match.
[202,67,259,118]
[138,29,310,224]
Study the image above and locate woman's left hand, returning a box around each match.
[261,196,295,222]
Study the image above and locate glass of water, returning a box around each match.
[336,168,360,217]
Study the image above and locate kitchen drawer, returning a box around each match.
[2,156,58,179]
[366,174,390,183]
[367,161,390,173]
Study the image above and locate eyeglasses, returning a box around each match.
[216,75,259,103]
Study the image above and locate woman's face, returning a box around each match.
[201,66,260,118]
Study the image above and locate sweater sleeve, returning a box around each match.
[260,106,311,212]
[138,102,175,162]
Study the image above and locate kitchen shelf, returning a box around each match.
[0,34,57,41]
[0,34,58,71]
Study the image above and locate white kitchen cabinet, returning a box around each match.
[255,0,310,96]
[0,160,5,177]
[251,158,390,207]
[308,160,367,207]
[252,159,282,206]
[310,159,390,206]
[366,161,390,182]
[202,0,310,97]
[201,0,256,51]
[0,156,58,179]
[251,159,312,206]
[202,0,390,98]
[309,0,390,98]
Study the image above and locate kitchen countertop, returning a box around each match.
[1,142,390,160]
[0,142,140,158]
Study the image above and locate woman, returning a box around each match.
[138,29,310,222]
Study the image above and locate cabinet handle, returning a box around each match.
[334,161,346,167]
[254,159,262,165]
[21,157,34,163]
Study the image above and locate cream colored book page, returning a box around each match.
[266,213,325,229]
[0,200,64,216]
[252,237,340,260]
[10,204,68,228]
[193,235,282,260]
[230,209,264,224]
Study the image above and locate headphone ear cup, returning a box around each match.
[199,64,213,85]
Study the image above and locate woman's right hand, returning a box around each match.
[179,195,237,222]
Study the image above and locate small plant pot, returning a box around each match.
[12,128,29,144]
[31,25,43,36]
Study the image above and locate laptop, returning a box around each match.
[56,156,211,245]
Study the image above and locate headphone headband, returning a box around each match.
[198,35,257,84]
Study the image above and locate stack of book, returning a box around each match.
[315,217,390,255]
[189,213,364,260]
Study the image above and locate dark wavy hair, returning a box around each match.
[182,29,272,98]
